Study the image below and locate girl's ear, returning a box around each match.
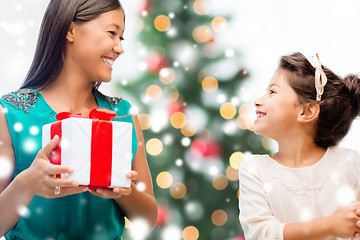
[298,103,320,123]
[66,22,76,43]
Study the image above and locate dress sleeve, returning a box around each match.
[238,155,285,240]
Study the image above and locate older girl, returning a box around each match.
[0,0,157,239]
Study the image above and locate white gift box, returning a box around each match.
[42,117,133,188]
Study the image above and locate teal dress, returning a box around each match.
[0,89,137,240]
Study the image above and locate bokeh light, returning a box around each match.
[14,122,23,132]
[183,226,199,240]
[202,76,218,93]
[157,171,173,189]
[181,121,197,137]
[193,0,209,15]
[211,17,228,33]
[170,182,187,199]
[159,67,176,84]
[138,113,151,130]
[212,174,228,190]
[220,102,237,119]
[165,87,180,102]
[192,25,213,43]
[229,151,244,169]
[154,15,171,32]
[146,138,163,156]
[237,104,255,130]
[211,209,228,226]
[225,165,239,181]
[170,112,187,129]
[0,156,14,179]
[146,85,163,101]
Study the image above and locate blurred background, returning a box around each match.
[1,0,360,239]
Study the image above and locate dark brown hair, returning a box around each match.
[279,52,360,148]
[20,0,124,98]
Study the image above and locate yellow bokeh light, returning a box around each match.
[154,15,171,32]
[192,25,213,43]
[170,182,187,199]
[226,165,239,181]
[156,171,173,189]
[146,85,162,101]
[229,151,244,170]
[202,76,218,93]
[220,102,237,119]
[183,226,199,240]
[211,17,228,33]
[212,174,228,190]
[181,121,197,137]
[138,113,151,130]
[170,112,187,129]
[159,68,176,84]
[146,138,163,156]
[193,0,209,15]
[211,209,228,226]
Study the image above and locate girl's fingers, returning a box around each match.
[46,164,74,175]
[53,186,89,198]
[39,135,60,158]
[113,187,132,195]
[47,177,79,188]
[126,171,138,180]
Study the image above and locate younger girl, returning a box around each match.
[239,52,360,239]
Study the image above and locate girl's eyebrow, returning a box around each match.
[269,83,280,88]
[106,23,125,33]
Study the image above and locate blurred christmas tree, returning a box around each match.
[119,0,269,239]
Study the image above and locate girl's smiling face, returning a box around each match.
[254,68,303,140]
[66,9,125,83]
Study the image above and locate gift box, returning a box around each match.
[42,108,133,188]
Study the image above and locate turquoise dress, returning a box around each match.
[0,89,137,240]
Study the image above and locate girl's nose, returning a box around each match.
[113,41,124,55]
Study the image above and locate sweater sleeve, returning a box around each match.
[238,155,285,240]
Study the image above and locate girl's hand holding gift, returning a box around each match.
[18,135,88,199]
[89,171,138,199]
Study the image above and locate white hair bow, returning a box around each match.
[310,54,328,101]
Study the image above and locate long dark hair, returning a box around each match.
[279,52,360,148]
[21,0,123,95]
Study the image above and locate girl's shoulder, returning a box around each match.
[0,88,39,114]
[239,153,270,175]
[331,145,360,163]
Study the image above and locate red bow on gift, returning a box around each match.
[55,107,117,121]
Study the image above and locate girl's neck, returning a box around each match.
[40,71,98,116]
[272,137,327,168]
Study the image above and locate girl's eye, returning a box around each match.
[109,31,117,36]
[269,89,276,95]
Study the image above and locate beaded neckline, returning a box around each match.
[1,89,39,114]
[1,89,123,114]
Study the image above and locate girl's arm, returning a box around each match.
[90,115,158,229]
[284,202,360,240]
[114,115,158,229]
[0,106,86,236]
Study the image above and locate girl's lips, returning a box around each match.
[256,110,266,119]
[101,56,115,68]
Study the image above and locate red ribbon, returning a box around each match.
[51,107,118,187]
